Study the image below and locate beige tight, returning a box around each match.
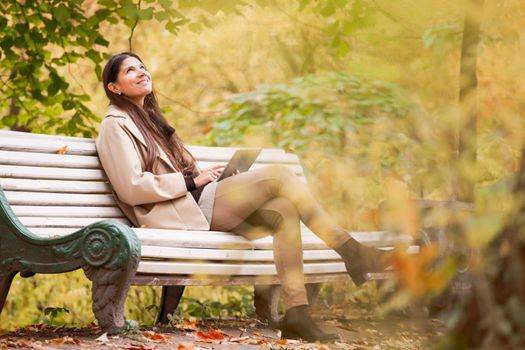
[210,165,350,310]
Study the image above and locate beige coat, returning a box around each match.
[95,105,210,230]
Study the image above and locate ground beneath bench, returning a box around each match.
[0,305,444,349]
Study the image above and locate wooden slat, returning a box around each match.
[131,273,348,286]
[28,225,409,245]
[137,261,347,276]
[0,132,300,164]
[0,130,94,143]
[0,137,97,156]
[11,205,125,218]
[18,216,130,228]
[136,230,327,250]
[4,191,116,206]
[28,226,412,251]
[187,146,299,164]
[0,165,106,181]
[0,150,101,169]
[0,131,298,158]
[0,178,111,194]
[297,223,413,246]
[139,245,417,262]
[140,245,341,261]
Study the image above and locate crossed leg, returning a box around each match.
[210,165,352,309]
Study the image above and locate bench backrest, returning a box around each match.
[0,130,303,234]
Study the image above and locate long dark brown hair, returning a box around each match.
[102,52,198,175]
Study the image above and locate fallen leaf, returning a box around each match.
[177,341,195,350]
[142,330,170,343]
[195,327,227,341]
[56,145,68,155]
[175,318,200,332]
[96,332,109,343]
[228,336,250,343]
[275,339,288,344]
[122,342,157,350]
[46,336,80,345]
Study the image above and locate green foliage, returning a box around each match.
[0,272,256,330]
[169,287,255,324]
[296,0,377,56]
[0,0,108,136]
[204,72,411,153]
[202,71,425,197]
[0,0,248,136]
[41,307,70,327]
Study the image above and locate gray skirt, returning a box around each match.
[197,180,218,225]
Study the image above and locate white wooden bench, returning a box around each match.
[0,129,414,333]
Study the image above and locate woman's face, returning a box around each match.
[108,56,152,105]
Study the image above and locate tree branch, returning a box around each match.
[129,0,142,52]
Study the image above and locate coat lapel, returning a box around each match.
[105,105,177,172]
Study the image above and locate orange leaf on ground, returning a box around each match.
[195,327,228,341]
[142,330,170,343]
[56,145,68,155]
[177,341,194,350]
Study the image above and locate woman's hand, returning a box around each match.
[194,164,225,187]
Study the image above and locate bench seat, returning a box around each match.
[0,129,414,332]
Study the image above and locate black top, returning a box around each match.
[184,174,204,202]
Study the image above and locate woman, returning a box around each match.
[96,52,390,342]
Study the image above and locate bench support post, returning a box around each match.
[0,271,16,314]
[157,285,185,324]
[254,285,281,326]
[57,221,141,334]
[306,283,321,305]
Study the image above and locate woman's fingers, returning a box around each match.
[203,164,225,179]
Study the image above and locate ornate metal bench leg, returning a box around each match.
[0,271,16,314]
[54,221,140,334]
[306,283,321,305]
[254,284,281,327]
[157,285,185,325]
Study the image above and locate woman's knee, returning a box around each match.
[261,197,298,218]
[265,164,295,179]
[261,165,296,191]
[260,198,299,226]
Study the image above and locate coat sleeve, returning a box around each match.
[95,118,188,206]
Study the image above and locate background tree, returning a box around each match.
[0,0,248,136]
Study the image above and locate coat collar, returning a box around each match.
[105,105,177,172]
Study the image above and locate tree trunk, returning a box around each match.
[456,0,484,202]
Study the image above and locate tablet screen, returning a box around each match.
[217,149,262,181]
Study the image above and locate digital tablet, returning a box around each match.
[217,148,262,181]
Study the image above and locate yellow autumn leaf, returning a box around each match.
[56,145,68,155]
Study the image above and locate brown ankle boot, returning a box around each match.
[336,237,392,286]
[280,305,339,342]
